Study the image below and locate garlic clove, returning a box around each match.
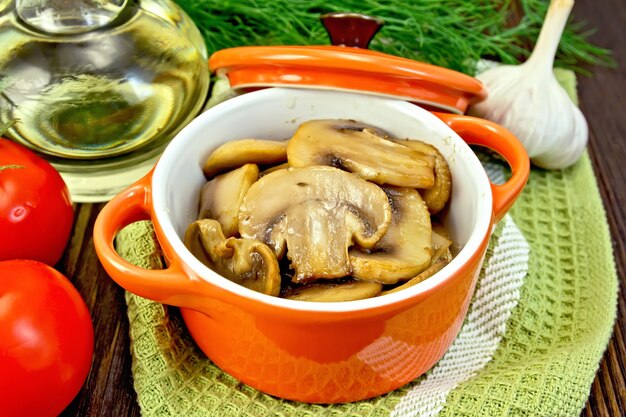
[471,65,542,157]
[469,0,588,170]
[472,63,588,169]
[532,97,588,169]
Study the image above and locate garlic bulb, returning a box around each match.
[470,0,588,170]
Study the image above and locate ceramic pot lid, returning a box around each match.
[208,13,487,114]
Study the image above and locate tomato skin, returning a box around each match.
[0,138,74,265]
[0,260,94,417]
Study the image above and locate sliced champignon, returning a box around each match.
[259,162,290,177]
[379,225,453,296]
[350,187,432,284]
[198,163,259,237]
[184,219,281,296]
[378,258,448,296]
[431,224,453,262]
[283,280,383,302]
[393,139,452,214]
[287,119,435,188]
[203,139,288,177]
[238,166,391,282]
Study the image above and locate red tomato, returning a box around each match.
[0,138,74,265]
[0,260,94,417]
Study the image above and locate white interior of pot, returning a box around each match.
[152,88,493,312]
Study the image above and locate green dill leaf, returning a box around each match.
[174,0,613,75]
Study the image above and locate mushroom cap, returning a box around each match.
[184,219,281,296]
[394,139,452,214]
[379,224,453,296]
[378,258,448,296]
[259,162,290,177]
[203,138,288,178]
[350,186,432,284]
[283,279,383,302]
[198,163,259,237]
[287,119,435,188]
[238,166,392,282]
[431,224,453,262]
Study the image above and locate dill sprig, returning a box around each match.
[174,0,613,75]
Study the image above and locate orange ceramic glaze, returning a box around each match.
[179,234,488,403]
[93,88,529,403]
[434,112,531,222]
[209,46,487,114]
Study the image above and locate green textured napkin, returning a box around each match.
[114,71,618,417]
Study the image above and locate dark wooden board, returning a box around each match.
[56,0,625,415]
[575,1,626,415]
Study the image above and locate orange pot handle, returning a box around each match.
[93,171,208,309]
[434,112,530,222]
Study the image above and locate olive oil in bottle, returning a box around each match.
[0,0,210,200]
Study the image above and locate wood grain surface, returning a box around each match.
[56,1,625,415]
[575,1,626,416]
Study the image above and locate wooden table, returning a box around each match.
[58,1,625,415]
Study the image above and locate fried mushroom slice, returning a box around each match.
[283,280,383,302]
[287,119,435,188]
[184,219,280,296]
[259,162,290,177]
[238,166,392,282]
[350,187,432,284]
[431,224,453,262]
[198,163,259,237]
[378,258,448,296]
[379,226,453,296]
[393,139,452,214]
[203,139,288,177]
